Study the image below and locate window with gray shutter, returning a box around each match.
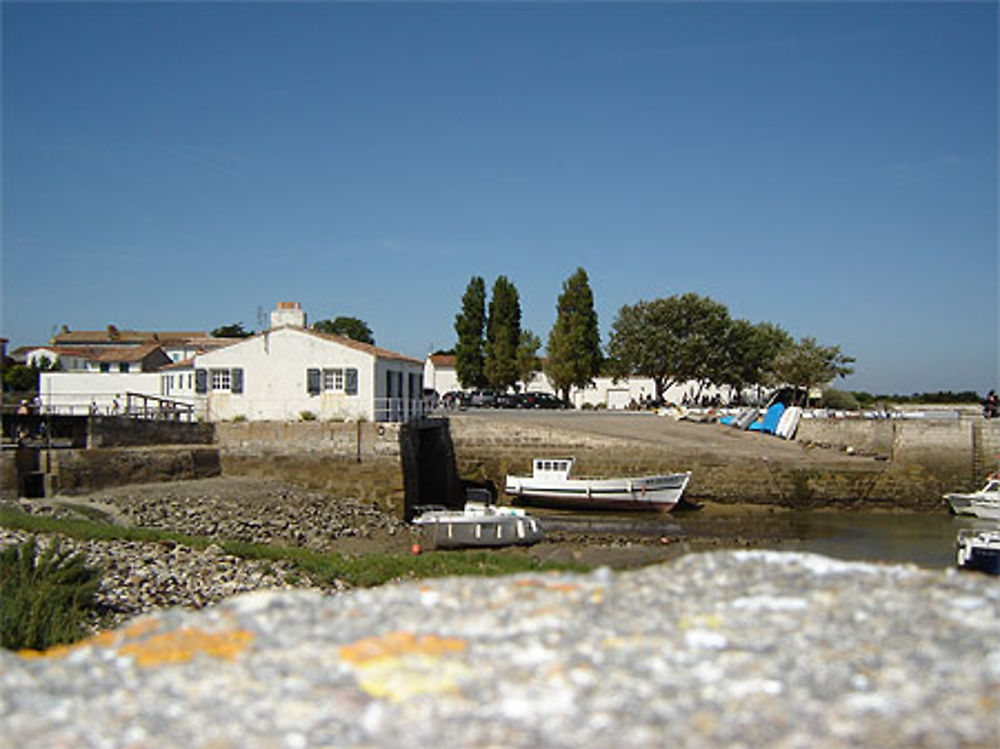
[345,368,358,395]
[307,368,321,395]
[195,369,208,394]
[231,368,244,394]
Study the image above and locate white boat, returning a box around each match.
[956,528,1000,575]
[505,457,692,512]
[411,501,544,549]
[944,476,1000,519]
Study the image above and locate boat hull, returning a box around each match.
[505,472,691,512]
[957,530,1000,575]
[945,494,1000,519]
[412,509,544,549]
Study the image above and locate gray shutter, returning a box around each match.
[195,369,208,394]
[307,368,321,395]
[345,368,358,395]
[231,368,244,394]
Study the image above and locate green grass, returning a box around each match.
[0,506,589,589]
[1,536,102,651]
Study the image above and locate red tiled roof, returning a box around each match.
[429,354,457,367]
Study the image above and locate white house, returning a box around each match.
[424,354,460,396]
[190,313,426,423]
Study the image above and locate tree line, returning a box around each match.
[452,269,856,406]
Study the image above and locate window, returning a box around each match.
[119,363,129,373]
[205,368,243,393]
[211,369,231,391]
[100,363,110,373]
[309,367,358,396]
[323,368,345,391]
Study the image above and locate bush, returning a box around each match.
[0,537,102,651]
[299,411,317,421]
[821,388,860,410]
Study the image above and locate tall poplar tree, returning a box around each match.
[454,276,487,389]
[484,276,521,391]
[546,268,602,402]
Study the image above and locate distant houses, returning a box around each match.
[37,302,426,423]
[26,301,730,423]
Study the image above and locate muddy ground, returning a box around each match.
[13,475,810,570]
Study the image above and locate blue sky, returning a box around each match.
[3,2,997,394]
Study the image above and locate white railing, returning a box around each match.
[374,397,431,423]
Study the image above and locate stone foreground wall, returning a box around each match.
[4,551,998,749]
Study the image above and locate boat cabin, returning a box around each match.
[533,458,574,479]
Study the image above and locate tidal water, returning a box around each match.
[538,509,997,569]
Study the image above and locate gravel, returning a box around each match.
[3,551,999,748]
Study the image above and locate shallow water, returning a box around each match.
[538,509,998,569]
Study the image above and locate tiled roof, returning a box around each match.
[429,354,457,367]
[87,344,167,363]
[51,329,207,345]
[161,358,195,370]
[304,328,423,364]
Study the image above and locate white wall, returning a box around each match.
[39,372,162,415]
[193,328,425,422]
[424,360,460,395]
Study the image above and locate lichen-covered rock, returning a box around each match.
[3,551,998,749]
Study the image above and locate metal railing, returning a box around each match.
[374,397,431,423]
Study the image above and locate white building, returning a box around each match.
[38,303,426,423]
[28,344,171,374]
[424,354,460,396]
[190,309,425,423]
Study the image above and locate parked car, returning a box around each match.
[494,392,522,409]
[521,392,568,409]
[469,390,498,408]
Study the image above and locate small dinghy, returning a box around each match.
[412,498,544,550]
[956,528,1000,575]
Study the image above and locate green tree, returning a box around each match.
[313,316,375,344]
[719,320,792,400]
[545,267,603,402]
[516,330,542,390]
[484,276,522,391]
[607,293,731,401]
[771,337,855,405]
[3,357,57,394]
[211,323,253,338]
[454,276,487,389]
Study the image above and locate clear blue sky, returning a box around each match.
[3,2,997,394]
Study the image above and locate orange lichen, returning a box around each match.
[18,629,122,659]
[339,630,467,666]
[513,578,580,593]
[117,627,255,667]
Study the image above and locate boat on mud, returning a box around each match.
[956,528,1000,575]
[944,476,1000,520]
[505,457,692,512]
[411,498,544,549]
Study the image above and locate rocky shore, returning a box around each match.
[3,551,998,748]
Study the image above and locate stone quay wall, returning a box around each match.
[4,415,994,511]
[796,415,1000,477]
